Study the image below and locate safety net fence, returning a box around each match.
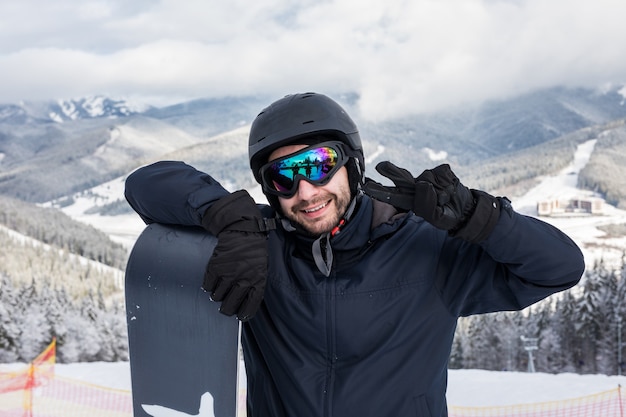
[0,339,130,417]
[0,340,624,417]
[449,386,625,416]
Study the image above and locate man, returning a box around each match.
[125,92,584,417]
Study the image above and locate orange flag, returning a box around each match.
[0,339,56,394]
[29,338,56,387]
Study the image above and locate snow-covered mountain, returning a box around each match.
[0,95,150,124]
[2,85,626,206]
[57,137,626,269]
[2,87,626,371]
[3,85,626,249]
[48,96,150,122]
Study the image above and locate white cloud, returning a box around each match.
[1,0,625,119]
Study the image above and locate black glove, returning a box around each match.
[202,190,270,321]
[363,162,500,243]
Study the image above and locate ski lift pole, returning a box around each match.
[520,336,538,373]
[617,314,623,376]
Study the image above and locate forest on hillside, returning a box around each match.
[0,198,128,363]
[458,119,626,207]
[1,143,626,370]
[0,226,126,363]
[1,231,625,374]
[451,259,626,375]
[0,273,127,363]
[578,120,626,209]
[0,195,128,269]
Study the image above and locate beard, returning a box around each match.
[284,185,352,236]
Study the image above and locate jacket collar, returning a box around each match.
[283,195,407,276]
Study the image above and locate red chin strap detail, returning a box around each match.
[330,218,347,237]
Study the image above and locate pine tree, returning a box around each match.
[464,314,507,370]
[14,280,52,362]
[615,258,626,375]
[551,291,578,373]
[595,266,618,374]
[449,319,468,369]
[574,263,604,373]
[77,292,105,361]
[0,275,20,362]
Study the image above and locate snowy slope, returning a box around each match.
[47,175,147,249]
[512,138,626,268]
[63,138,626,270]
[1,361,623,407]
[513,139,599,212]
[0,224,124,289]
[27,138,626,409]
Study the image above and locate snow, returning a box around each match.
[62,137,626,268]
[446,369,626,406]
[619,85,626,105]
[31,137,626,409]
[43,175,147,250]
[58,99,78,120]
[54,361,132,391]
[513,139,598,212]
[0,223,125,289]
[2,361,624,407]
[512,138,626,269]
[48,112,64,123]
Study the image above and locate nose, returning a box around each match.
[296,179,319,200]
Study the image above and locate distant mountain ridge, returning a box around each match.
[1,88,625,369]
[1,86,626,206]
[0,95,150,125]
[48,96,150,122]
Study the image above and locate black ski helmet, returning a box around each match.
[249,92,365,186]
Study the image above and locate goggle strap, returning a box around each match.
[225,217,278,233]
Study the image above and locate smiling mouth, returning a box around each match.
[302,201,330,213]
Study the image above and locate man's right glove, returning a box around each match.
[363,162,500,243]
[202,190,271,321]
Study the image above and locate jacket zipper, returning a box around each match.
[324,270,337,417]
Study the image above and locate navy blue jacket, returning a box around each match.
[125,161,584,417]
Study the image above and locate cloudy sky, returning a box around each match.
[1,0,625,119]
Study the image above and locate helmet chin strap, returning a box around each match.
[330,218,346,237]
[330,193,358,237]
[311,195,358,277]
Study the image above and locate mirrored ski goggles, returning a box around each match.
[260,142,349,198]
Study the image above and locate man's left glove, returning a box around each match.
[202,190,270,321]
[363,162,500,243]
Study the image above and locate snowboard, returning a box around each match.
[125,223,240,417]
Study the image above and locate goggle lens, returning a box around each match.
[261,144,344,196]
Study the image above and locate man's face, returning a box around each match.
[268,144,352,236]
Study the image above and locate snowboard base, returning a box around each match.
[125,223,240,417]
